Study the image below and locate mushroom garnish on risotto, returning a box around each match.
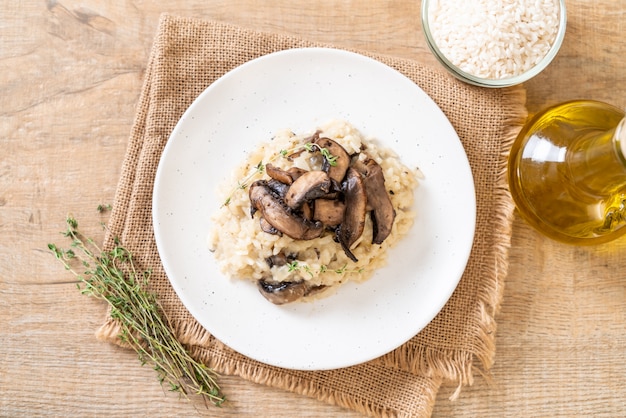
[208,120,419,304]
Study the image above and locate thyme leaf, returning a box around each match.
[48,216,225,407]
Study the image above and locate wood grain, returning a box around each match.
[2,1,625,416]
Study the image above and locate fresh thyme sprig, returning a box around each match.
[286,260,364,278]
[96,203,112,213]
[222,141,338,207]
[222,160,265,207]
[302,142,338,166]
[48,216,225,407]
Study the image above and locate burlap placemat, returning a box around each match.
[96,14,527,417]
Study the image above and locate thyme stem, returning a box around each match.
[48,216,225,406]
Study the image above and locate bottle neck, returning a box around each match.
[567,116,626,197]
[616,117,626,165]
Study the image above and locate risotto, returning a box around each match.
[208,120,419,304]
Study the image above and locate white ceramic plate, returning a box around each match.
[153,48,475,371]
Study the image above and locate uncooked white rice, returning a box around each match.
[208,120,418,301]
[428,0,560,79]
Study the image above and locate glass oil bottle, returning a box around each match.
[508,100,626,245]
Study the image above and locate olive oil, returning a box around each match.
[508,100,626,245]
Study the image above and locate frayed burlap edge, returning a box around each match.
[96,316,441,418]
[192,345,442,418]
[367,87,527,399]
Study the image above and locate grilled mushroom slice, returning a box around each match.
[257,278,327,305]
[259,217,281,235]
[336,167,367,262]
[265,164,307,185]
[265,163,293,185]
[300,201,314,221]
[257,279,308,305]
[312,136,351,183]
[356,158,396,244]
[284,170,331,210]
[249,180,324,240]
[312,198,345,227]
[266,178,290,199]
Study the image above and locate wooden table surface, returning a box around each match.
[2,1,626,416]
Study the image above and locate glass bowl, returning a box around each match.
[421,0,567,88]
